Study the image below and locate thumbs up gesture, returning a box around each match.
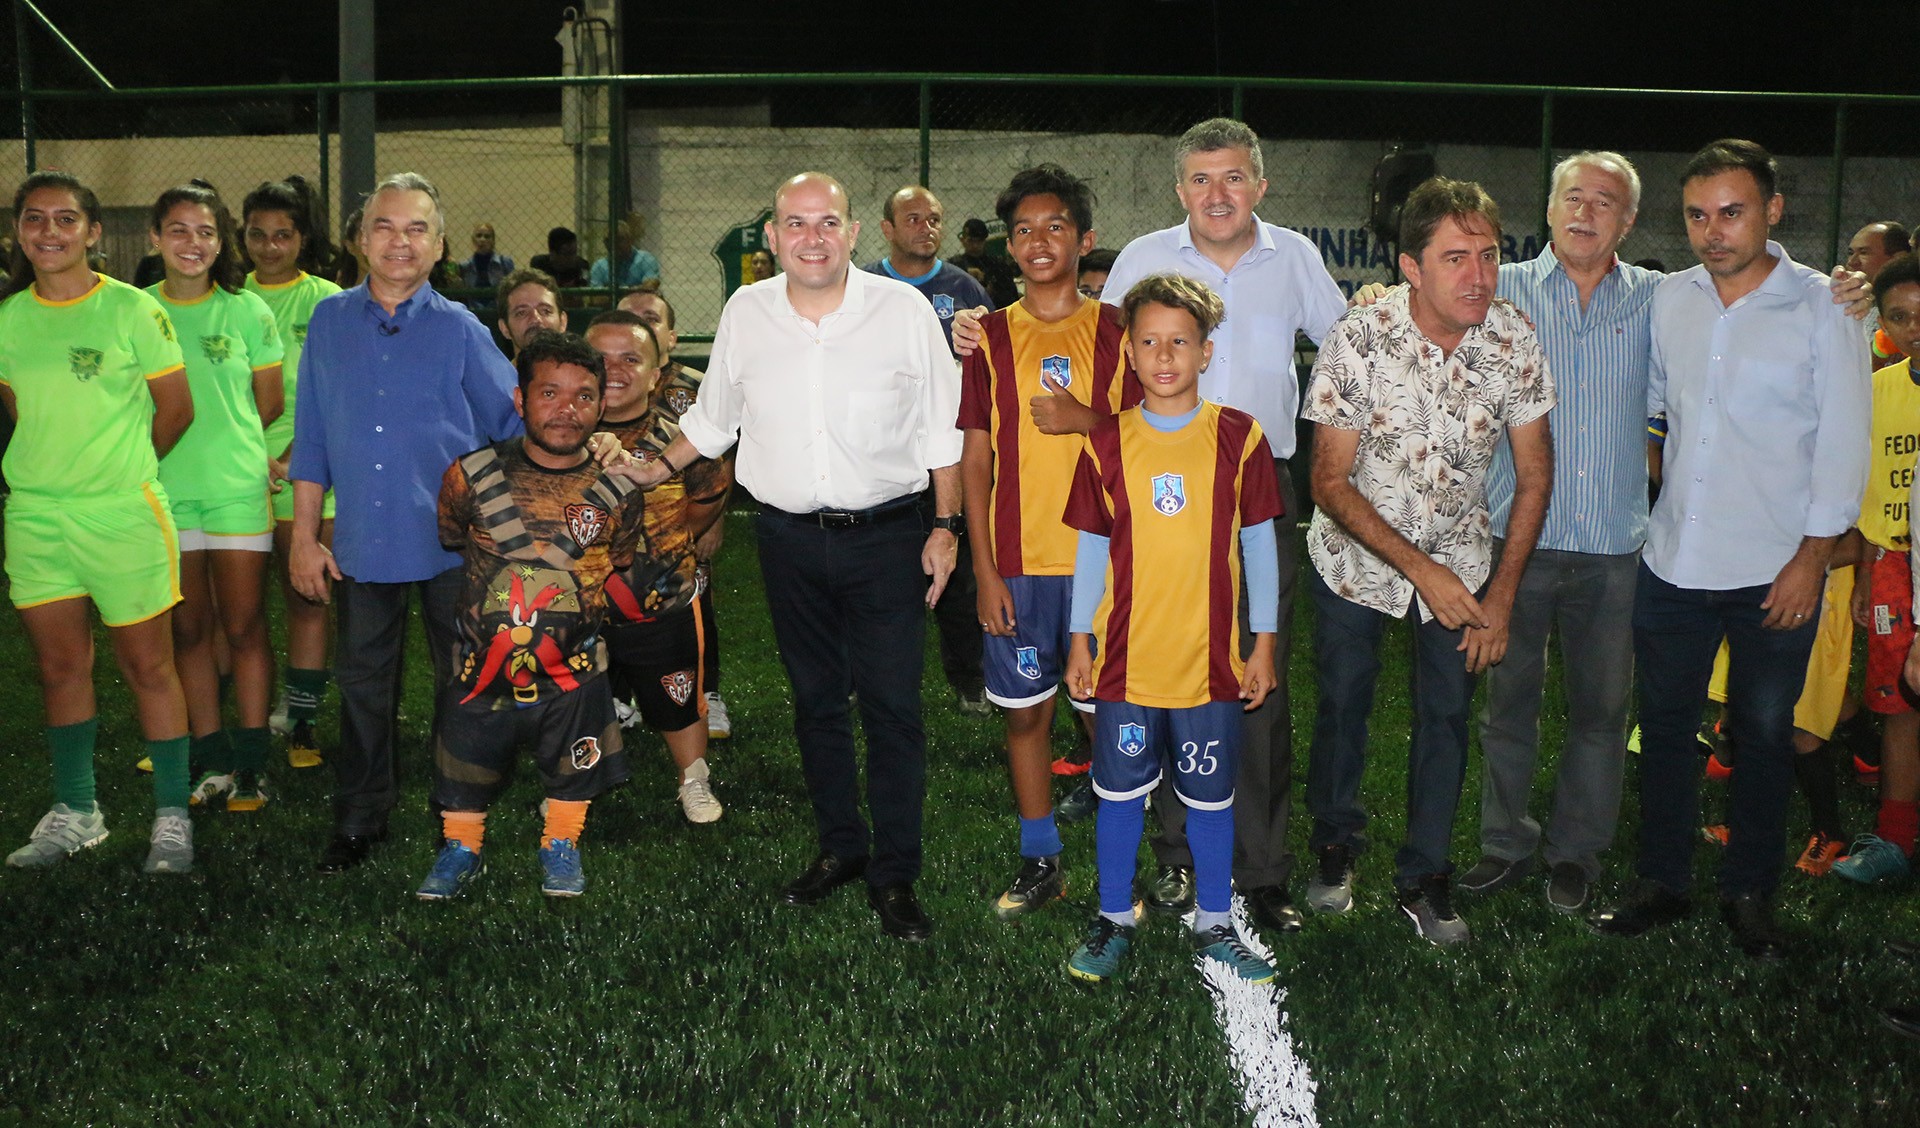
[1029,371,1098,436]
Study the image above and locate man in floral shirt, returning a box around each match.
[1298,177,1556,946]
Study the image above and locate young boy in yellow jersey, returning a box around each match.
[1063,274,1281,983]
[1836,252,1920,884]
[959,165,1138,919]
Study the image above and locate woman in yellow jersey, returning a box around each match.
[147,181,285,812]
[0,170,197,874]
[243,176,341,769]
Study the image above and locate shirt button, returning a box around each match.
[375,426,384,433]
[1695,476,1702,482]
[374,501,383,508]
[382,354,390,362]
[375,463,383,470]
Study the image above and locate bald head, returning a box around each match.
[1849,222,1912,282]
[880,185,945,270]
[766,172,860,298]
[773,172,851,225]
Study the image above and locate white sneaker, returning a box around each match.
[7,803,109,868]
[143,807,194,874]
[613,696,639,730]
[705,691,732,740]
[268,697,293,737]
[678,758,723,824]
[189,771,236,807]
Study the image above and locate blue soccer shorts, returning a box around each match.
[981,574,1092,713]
[1091,699,1242,810]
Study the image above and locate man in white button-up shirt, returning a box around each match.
[627,172,964,942]
[1591,139,1870,961]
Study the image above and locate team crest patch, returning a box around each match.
[569,736,603,771]
[1015,646,1042,681]
[151,309,175,342]
[1151,472,1186,516]
[201,335,231,363]
[1041,354,1072,390]
[68,347,103,382]
[1116,722,1147,758]
[932,293,956,320]
[666,387,693,415]
[661,670,695,706]
[565,503,608,545]
[292,323,309,344]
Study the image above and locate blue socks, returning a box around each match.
[1188,804,1234,916]
[1096,793,1146,919]
[1019,813,1063,859]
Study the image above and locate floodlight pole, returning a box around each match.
[339,0,376,227]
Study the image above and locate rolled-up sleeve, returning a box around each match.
[289,302,334,489]
[1804,302,1872,537]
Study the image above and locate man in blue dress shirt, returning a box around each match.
[1590,139,1870,960]
[290,172,522,872]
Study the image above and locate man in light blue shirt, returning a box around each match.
[1591,139,1870,961]
[1461,152,1660,915]
[589,216,662,290]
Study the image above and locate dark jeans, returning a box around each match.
[331,567,461,836]
[1632,564,1816,897]
[919,488,983,694]
[755,506,930,887]
[1152,460,1298,887]
[1305,567,1477,887]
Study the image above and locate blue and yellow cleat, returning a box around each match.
[1194,923,1277,983]
[1067,916,1136,983]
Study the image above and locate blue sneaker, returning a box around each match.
[1833,834,1912,886]
[539,838,586,897]
[1193,923,1278,984]
[1067,916,1135,983]
[416,842,483,900]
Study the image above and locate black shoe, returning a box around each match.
[778,852,868,906]
[1144,864,1196,915]
[315,828,387,873]
[1588,882,1691,937]
[868,882,933,942]
[1719,892,1788,962]
[1056,779,1097,824]
[1243,884,1304,933]
[1546,863,1592,914]
[1457,854,1535,895]
[1882,1005,1920,1041]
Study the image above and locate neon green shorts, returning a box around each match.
[172,492,273,552]
[6,483,182,626]
[270,482,335,523]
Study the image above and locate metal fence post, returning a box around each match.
[918,79,931,188]
[1231,81,1243,122]
[316,90,330,234]
[15,0,33,174]
[1827,101,1847,270]
[608,73,624,307]
[1537,92,1554,229]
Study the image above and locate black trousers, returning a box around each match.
[330,567,461,836]
[755,506,930,887]
[1150,459,1299,888]
[918,488,984,694]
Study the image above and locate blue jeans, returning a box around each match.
[1632,564,1816,897]
[1305,568,1477,887]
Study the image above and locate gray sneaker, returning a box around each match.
[142,807,194,874]
[1546,863,1592,914]
[1399,874,1470,945]
[1457,853,1534,894]
[7,803,109,868]
[1305,844,1355,913]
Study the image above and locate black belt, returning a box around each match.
[767,495,920,529]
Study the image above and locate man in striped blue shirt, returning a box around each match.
[1458,152,1659,915]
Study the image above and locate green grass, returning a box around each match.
[2,514,1918,1126]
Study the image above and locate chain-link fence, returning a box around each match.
[2,75,1916,349]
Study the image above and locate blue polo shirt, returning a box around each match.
[863,258,989,351]
[290,282,521,583]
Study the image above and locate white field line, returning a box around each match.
[1190,897,1319,1128]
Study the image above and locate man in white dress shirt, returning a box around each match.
[622,172,963,943]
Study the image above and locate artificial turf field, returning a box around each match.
[2,511,1919,1126]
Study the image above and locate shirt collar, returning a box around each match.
[1175,216,1276,264]
[1687,240,1796,302]
[358,279,431,323]
[771,265,866,318]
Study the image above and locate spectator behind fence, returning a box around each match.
[458,222,515,309]
[1848,221,1913,367]
[530,226,589,293]
[496,267,568,359]
[949,217,1020,309]
[591,214,661,291]
[1590,139,1870,962]
[289,171,523,876]
[615,172,962,944]
[748,248,776,283]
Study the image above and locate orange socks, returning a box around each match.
[442,810,487,853]
[543,799,589,848]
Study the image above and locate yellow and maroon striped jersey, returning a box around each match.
[958,298,1137,576]
[1063,403,1281,707]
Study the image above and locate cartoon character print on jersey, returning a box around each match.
[69,347,103,382]
[459,564,598,706]
[201,335,232,364]
[661,670,695,706]
[1151,472,1186,516]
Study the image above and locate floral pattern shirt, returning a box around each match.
[1302,284,1555,620]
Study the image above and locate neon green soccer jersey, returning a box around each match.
[149,282,284,503]
[0,275,185,499]
[245,270,340,460]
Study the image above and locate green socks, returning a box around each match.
[285,667,330,724]
[148,736,191,809]
[49,718,99,810]
[190,730,235,774]
[232,726,271,774]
